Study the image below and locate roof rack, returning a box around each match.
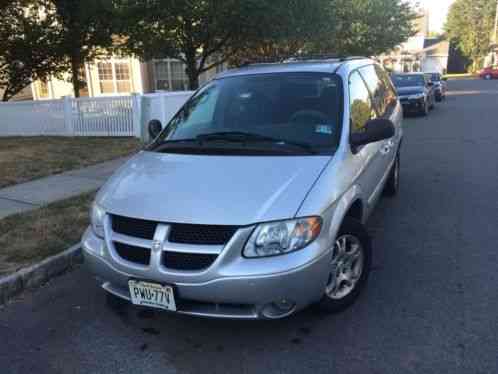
[284,55,368,62]
[240,55,369,67]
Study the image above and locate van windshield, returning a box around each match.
[391,74,425,88]
[151,73,343,155]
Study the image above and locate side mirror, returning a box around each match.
[148,119,163,139]
[351,118,395,148]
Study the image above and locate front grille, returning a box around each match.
[162,251,218,271]
[114,242,151,265]
[168,223,238,245]
[111,214,157,240]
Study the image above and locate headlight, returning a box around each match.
[408,93,425,100]
[243,217,322,258]
[91,202,106,238]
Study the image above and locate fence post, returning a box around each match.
[63,96,74,136]
[132,93,144,140]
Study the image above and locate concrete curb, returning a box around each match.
[0,243,82,305]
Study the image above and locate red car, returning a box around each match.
[479,66,498,80]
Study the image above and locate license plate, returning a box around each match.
[128,280,177,311]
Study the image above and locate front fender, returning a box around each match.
[320,185,365,250]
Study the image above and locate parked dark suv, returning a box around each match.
[426,72,447,102]
[391,73,435,116]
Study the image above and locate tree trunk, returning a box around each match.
[185,48,199,90]
[187,70,199,91]
[70,56,81,98]
[2,90,10,102]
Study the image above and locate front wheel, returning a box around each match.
[316,218,372,314]
[485,74,492,80]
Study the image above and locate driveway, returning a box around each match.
[1,78,497,374]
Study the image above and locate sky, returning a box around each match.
[411,0,457,33]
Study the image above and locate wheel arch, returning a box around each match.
[326,186,366,246]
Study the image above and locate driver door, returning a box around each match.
[348,70,387,211]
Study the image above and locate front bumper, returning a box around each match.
[399,97,425,112]
[82,227,331,319]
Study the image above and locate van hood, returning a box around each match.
[98,151,331,226]
[396,86,424,96]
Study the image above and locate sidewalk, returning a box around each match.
[0,157,128,219]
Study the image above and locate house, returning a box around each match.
[419,38,450,73]
[378,9,450,74]
[31,56,226,100]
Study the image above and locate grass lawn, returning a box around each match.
[0,192,95,277]
[443,73,477,79]
[0,136,141,189]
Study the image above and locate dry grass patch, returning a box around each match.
[0,136,141,188]
[0,192,95,276]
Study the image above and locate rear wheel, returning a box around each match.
[420,100,429,116]
[316,217,372,314]
[429,96,435,110]
[485,74,492,80]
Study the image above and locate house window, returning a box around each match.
[97,62,114,93]
[170,61,189,90]
[97,61,132,94]
[154,60,189,91]
[215,63,225,74]
[115,63,131,93]
[154,61,170,90]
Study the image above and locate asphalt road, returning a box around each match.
[1,78,497,374]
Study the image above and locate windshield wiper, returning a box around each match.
[153,138,201,152]
[196,131,317,154]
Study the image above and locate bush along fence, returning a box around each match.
[0,91,193,139]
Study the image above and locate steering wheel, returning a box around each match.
[289,110,329,124]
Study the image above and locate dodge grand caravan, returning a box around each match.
[82,57,403,319]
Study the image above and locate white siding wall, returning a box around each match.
[422,56,449,74]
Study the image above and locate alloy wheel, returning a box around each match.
[325,235,365,300]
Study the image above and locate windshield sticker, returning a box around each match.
[315,125,333,135]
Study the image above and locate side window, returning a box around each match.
[375,66,397,114]
[359,65,388,117]
[349,71,376,135]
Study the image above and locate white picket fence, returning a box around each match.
[0,91,193,138]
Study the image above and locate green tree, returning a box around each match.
[47,0,116,97]
[228,0,329,65]
[445,0,497,70]
[0,0,60,101]
[115,0,328,89]
[311,0,418,56]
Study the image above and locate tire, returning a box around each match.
[420,100,429,116]
[316,217,372,314]
[383,153,400,197]
[429,97,435,110]
[485,74,492,80]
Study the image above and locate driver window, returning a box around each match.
[349,71,376,135]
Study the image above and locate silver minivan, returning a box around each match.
[82,57,403,319]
